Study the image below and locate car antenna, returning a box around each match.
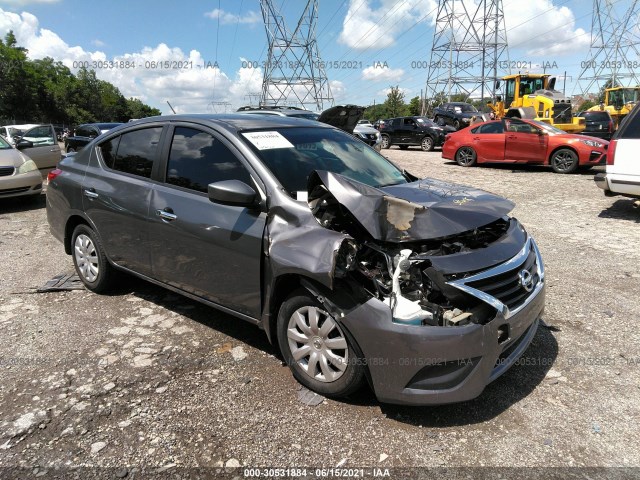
[166,101,177,114]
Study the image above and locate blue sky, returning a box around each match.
[1,0,638,115]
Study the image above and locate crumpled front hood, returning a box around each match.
[308,171,514,242]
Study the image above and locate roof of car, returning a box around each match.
[116,114,330,134]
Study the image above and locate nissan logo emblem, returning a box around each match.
[518,269,534,292]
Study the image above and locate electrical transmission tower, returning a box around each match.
[260,0,333,110]
[423,0,509,115]
[575,0,640,94]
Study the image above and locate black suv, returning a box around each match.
[433,102,479,130]
[65,123,123,153]
[379,116,446,151]
[577,110,614,141]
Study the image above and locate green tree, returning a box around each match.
[125,98,161,119]
[578,100,597,112]
[407,96,421,116]
[383,85,407,117]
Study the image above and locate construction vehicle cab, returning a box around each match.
[588,86,640,129]
[489,74,585,134]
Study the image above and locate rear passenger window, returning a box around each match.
[478,122,504,134]
[100,127,162,178]
[166,127,252,193]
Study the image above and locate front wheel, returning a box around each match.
[71,224,114,293]
[380,134,390,149]
[277,291,366,398]
[550,148,579,173]
[455,146,477,167]
[421,136,435,152]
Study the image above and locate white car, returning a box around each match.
[595,103,640,200]
[0,124,40,145]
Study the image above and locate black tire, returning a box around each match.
[380,134,390,149]
[277,290,366,398]
[454,119,461,129]
[550,148,579,173]
[66,147,76,153]
[421,136,435,152]
[434,116,444,126]
[455,146,477,167]
[399,145,409,150]
[71,224,115,293]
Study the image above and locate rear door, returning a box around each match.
[504,119,548,163]
[83,124,165,275]
[18,125,61,172]
[471,121,506,161]
[148,124,265,318]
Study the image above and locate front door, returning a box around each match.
[148,125,265,318]
[504,120,548,163]
[19,125,61,173]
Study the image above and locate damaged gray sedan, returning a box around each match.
[46,114,545,405]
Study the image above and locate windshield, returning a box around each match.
[241,127,408,198]
[0,136,11,149]
[532,121,565,134]
[457,104,478,113]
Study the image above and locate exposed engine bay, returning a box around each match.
[308,170,522,328]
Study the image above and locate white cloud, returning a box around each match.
[92,39,105,47]
[504,0,590,56]
[338,0,437,50]
[361,65,405,82]
[338,0,588,59]
[204,8,261,25]
[0,8,264,114]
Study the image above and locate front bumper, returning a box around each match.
[0,170,43,198]
[339,239,546,406]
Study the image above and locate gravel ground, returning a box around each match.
[0,147,639,478]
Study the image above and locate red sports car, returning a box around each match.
[442,118,608,173]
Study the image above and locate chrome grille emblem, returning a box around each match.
[518,269,534,293]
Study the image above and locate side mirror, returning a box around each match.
[208,180,257,207]
[495,81,501,90]
[538,130,548,136]
[16,139,34,150]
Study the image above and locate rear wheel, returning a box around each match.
[455,146,477,167]
[277,291,366,398]
[421,136,435,152]
[66,147,75,153]
[71,224,114,293]
[550,148,579,173]
[454,119,461,129]
[381,134,390,149]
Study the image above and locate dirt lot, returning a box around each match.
[0,148,639,478]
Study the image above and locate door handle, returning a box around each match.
[83,188,98,199]
[473,137,480,140]
[507,135,517,139]
[156,208,177,222]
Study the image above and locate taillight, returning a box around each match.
[607,139,617,166]
[47,168,62,182]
